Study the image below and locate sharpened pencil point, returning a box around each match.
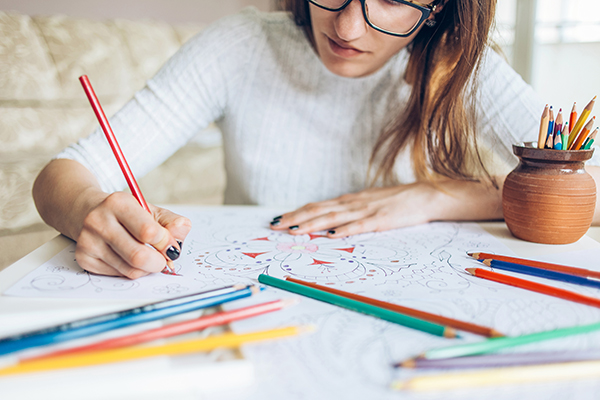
[481,259,492,267]
[466,268,477,275]
[490,329,505,338]
[398,358,417,369]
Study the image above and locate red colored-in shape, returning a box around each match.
[310,259,334,265]
[335,247,355,253]
[242,252,269,259]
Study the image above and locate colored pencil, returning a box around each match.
[258,274,457,338]
[568,95,596,149]
[553,124,562,150]
[398,349,600,369]
[285,276,503,338]
[569,102,577,133]
[0,284,257,356]
[392,360,600,391]
[480,259,600,290]
[0,326,309,376]
[466,268,600,309]
[417,319,600,360]
[468,252,600,280]
[545,106,554,148]
[537,104,549,148]
[583,128,598,150]
[561,121,569,150]
[79,75,176,273]
[571,116,595,150]
[24,299,293,361]
[554,108,563,136]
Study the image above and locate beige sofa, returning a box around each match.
[0,11,226,269]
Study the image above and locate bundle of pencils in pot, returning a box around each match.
[537,96,597,151]
[502,95,598,245]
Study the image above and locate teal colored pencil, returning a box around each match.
[420,321,600,360]
[258,274,457,338]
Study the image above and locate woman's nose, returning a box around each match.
[334,0,368,42]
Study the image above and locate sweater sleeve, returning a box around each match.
[55,8,263,193]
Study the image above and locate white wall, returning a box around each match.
[0,0,272,24]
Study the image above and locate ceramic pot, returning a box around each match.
[502,142,596,244]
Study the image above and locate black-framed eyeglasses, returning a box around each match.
[306,0,439,37]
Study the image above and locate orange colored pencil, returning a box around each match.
[569,102,577,133]
[568,96,596,148]
[571,117,595,150]
[466,268,600,309]
[537,104,549,149]
[284,277,503,338]
[468,252,600,279]
[24,299,292,362]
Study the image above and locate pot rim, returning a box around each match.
[514,142,594,162]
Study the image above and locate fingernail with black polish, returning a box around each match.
[273,215,283,221]
[328,230,336,235]
[166,246,180,261]
[289,225,299,230]
[271,220,281,226]
[177,240,183,250]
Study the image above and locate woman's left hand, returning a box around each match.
[269,180,504,237]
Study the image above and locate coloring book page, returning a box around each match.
[3,206,519,301]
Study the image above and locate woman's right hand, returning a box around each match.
[75,192,192,279]
[33,159,192,280]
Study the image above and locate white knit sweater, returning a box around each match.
[57,8,548,208]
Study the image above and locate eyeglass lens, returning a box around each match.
[311,0,425,35]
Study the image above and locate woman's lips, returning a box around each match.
[327,37,365,58]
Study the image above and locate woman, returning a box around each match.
[32,0,600,279]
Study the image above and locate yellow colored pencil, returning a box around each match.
[571,116,595,150]
[568,96,596,149]
[392,360,600,391]
[0,326,310,376]
[537,104,549,149]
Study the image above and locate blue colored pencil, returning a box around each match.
[0,284,256,356]
[480,259,600,290]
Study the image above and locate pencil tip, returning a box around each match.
[465,268,477,275]
[398,359,416,369]
[490,329,506,338]
[481,259,492,267]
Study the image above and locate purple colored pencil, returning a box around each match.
[398,349,600,369]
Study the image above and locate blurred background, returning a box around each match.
[0,0,598,270]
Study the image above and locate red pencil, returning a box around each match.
[79,75,175,273]
[24,299,293,362]
[285,277,503,337]
[468,252,600,279]
[466,268,600,309]
[79,75,150,213]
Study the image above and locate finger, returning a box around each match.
[75,241,151,280]
[80,198,170,273]
[104,194,181,261]
[286,208,372,235]
[269,201,346,231]
[152,206,192,250]
[327,217,383,238]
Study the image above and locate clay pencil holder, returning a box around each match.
[502,142,596,244]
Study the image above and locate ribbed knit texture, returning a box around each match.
[57,8,556,208]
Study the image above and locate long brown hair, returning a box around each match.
[277,0,498,187]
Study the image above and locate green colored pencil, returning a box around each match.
[420,321,600,360]
[257,274,457,338]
